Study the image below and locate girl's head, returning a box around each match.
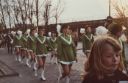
[30,28,37,36]
[51,31,57,37]
[86,26,92,33]
[108,23,123,38]
[85,36,123,79]
[61,25,72,35]
[38,28,45,36]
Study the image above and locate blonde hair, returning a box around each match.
[85,36,123,79]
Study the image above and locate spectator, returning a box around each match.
[82,36,128,83]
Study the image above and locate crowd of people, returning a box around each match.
[0,16,128,83]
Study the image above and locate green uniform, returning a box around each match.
[21,34,28,49]
[36,35,48,56]
[48,37,57,51]
[57,34,76,64]
[82,33,94,53]
[14,35,22,47]
[27,35,37,53]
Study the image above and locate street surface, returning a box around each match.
[0,42,86,83]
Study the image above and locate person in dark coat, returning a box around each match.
[108,23,127,73]
[6,33,14,54]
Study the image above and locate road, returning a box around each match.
[0,42,86,83]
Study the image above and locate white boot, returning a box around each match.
[41,69,46,81]
[33,62,37,71]
[26,58,31,68]
[15,56,18,61]
[33,62,38,76]
[54,57,58,64]
[18,55,21,62]
[57,75,62,83]
[65,76,70,83]
[51,58,53,64]
[34,70,38,77]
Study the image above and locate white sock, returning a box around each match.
[26,58,31,68]
[34,70,38,77]
[15,56,18,61]
[65,76,70,83]
[18,55,21,62]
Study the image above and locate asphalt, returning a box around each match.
[0,43,86,83]
[1,42,128,83]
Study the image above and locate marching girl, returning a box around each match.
[48,31,58,64]
[14,30,22,62]
[27,28,37,68]
[36,28,48,80]
[57,25,77,83]
[81,26,94,57]
[20,31,27,63]
[20,30,30,64]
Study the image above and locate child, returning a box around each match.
[82,36,128,83]
[36,28,48,80]
[82,26,94,57]
[48,31,58,64]
[27,28,37,68]
[57,25,77,83]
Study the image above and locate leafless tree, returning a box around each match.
[112,0,128,28]
[4,0,12,29]
[52,0,64,26]
[0,0,7,29]
[43,0,52,28]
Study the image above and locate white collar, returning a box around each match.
[84,34,93,41]
[60,34,72,45]
[37,36,46,44]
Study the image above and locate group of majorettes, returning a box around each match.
[12,25,80,83]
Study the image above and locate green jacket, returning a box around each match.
[48,37,57,50]
[14,35,22,46]
[57,34,76,62]
[36,35,48,55]
[82,33,94,52]
[21,35,28,48]
[27,35,37,52]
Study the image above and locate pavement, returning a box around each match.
[0,42,87,83]
[1,42,128,83]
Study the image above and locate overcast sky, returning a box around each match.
[52,0,127,23]
[4,0,127,27]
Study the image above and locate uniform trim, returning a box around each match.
[59,61,76,65]
[27,49,33,52]
[37,36,46,44]
[37,54,48,57]
[15,46,22,48]
[60,35,72,45]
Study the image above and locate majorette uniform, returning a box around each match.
[27,35,37,68]
[81,33,94,56]
[36,35,48,80]
[14,34,22,61]
[27,35,37,53]
[57,33,76,64]
[20,34,28,63]
[48,36,57,64]
[56,33,76,83]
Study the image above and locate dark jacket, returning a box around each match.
[82,70,128,83]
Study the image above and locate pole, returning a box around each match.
[109,0,111,16]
